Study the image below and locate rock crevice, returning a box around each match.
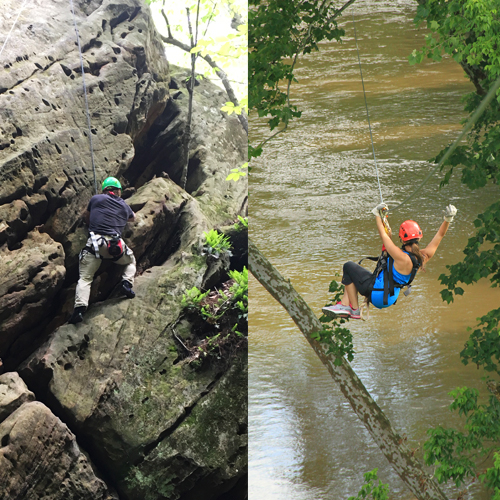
[0,0,247,497]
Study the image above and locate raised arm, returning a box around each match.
[372,204,412,273]
[421,204,457,262]
[375,216,412,270]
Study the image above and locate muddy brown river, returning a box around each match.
[249,1,500,499]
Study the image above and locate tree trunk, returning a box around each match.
[180,77,193,191]
[159,33,248,134]
[249,237,448,500]
[180,8,196,191]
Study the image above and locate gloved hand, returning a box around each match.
[372,203,389,218]
[443,204,457,222]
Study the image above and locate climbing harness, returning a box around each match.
[371,251,420,305]
[86,231,125,261]
[358,249,420,306]
[0,0,31,59]
[69,0,98,195]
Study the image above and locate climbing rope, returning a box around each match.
[352,10,383,205]
[0,0,31,59]
[69,0,98,195]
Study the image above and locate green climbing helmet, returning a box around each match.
[102,177,122,191]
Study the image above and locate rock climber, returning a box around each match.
[68,177,136,324]
[322,203,457,319]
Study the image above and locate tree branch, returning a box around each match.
[253,0,356,153]
[161,6,173,39]
[249,237,449,500]
[487,381,500,404]
[160,10,248,134]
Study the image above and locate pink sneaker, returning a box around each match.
[322,302,352,318]
[349,306,361,319]
[322,302,361,320]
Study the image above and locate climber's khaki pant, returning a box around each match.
[74,236,136,308]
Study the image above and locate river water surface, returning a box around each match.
[249,1,500,499]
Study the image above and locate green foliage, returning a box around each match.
[438,202,500,374]
[221,97,248,116]
[311,279,354,366]
[412,1,500,304]
[248,0,346,160]
[424,386,500,490]
[181,270,248,364]
[182,286,210,310]
[233,215,248,231]
[439,201,500,302]
[150,0,247,113]
[226,162,248,182]
[484,452,500,500]
[461,308,500,373]
[228,267,248,317]
[348,468,390,500]
[202,229,232,257]
[412,3,500,496]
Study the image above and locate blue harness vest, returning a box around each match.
[361,250,420,309]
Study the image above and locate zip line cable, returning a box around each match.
[69,0,98,195]
[351,10,500,215]
[0,0,31,59]
[390,74,500,212]
[352,10,384,204]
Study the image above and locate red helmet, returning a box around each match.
[399,220,422,242]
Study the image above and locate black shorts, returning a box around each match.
[341,261,375,298]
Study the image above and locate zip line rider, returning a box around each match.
[322,203,458,320]
[68,177,136,324]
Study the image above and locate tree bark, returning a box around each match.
[180,7,197,191]
[249,237,448,500]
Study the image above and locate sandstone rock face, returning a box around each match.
[0,230,66,357]
[0,372,35,423]
[0,401,117,500]
[0,0,247,497]
[127,65,248,225]
[123,354,248,500]
[0,0,170,359]
[21,240,246,498]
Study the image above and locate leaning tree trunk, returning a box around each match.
[249,237,448,500]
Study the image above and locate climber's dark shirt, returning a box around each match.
[87,194,134,236]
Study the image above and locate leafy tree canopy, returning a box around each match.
[410,1,500,496]
[248,0,354,159]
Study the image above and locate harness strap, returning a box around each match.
[88,231,125,261]
[361,250,420,305]
[383,256,396,306]
[358,256,379,265]
[89,231,103,259]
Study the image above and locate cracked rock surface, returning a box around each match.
[0,401,118,500]
[0,0,169,358]
[0,0,248,498]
